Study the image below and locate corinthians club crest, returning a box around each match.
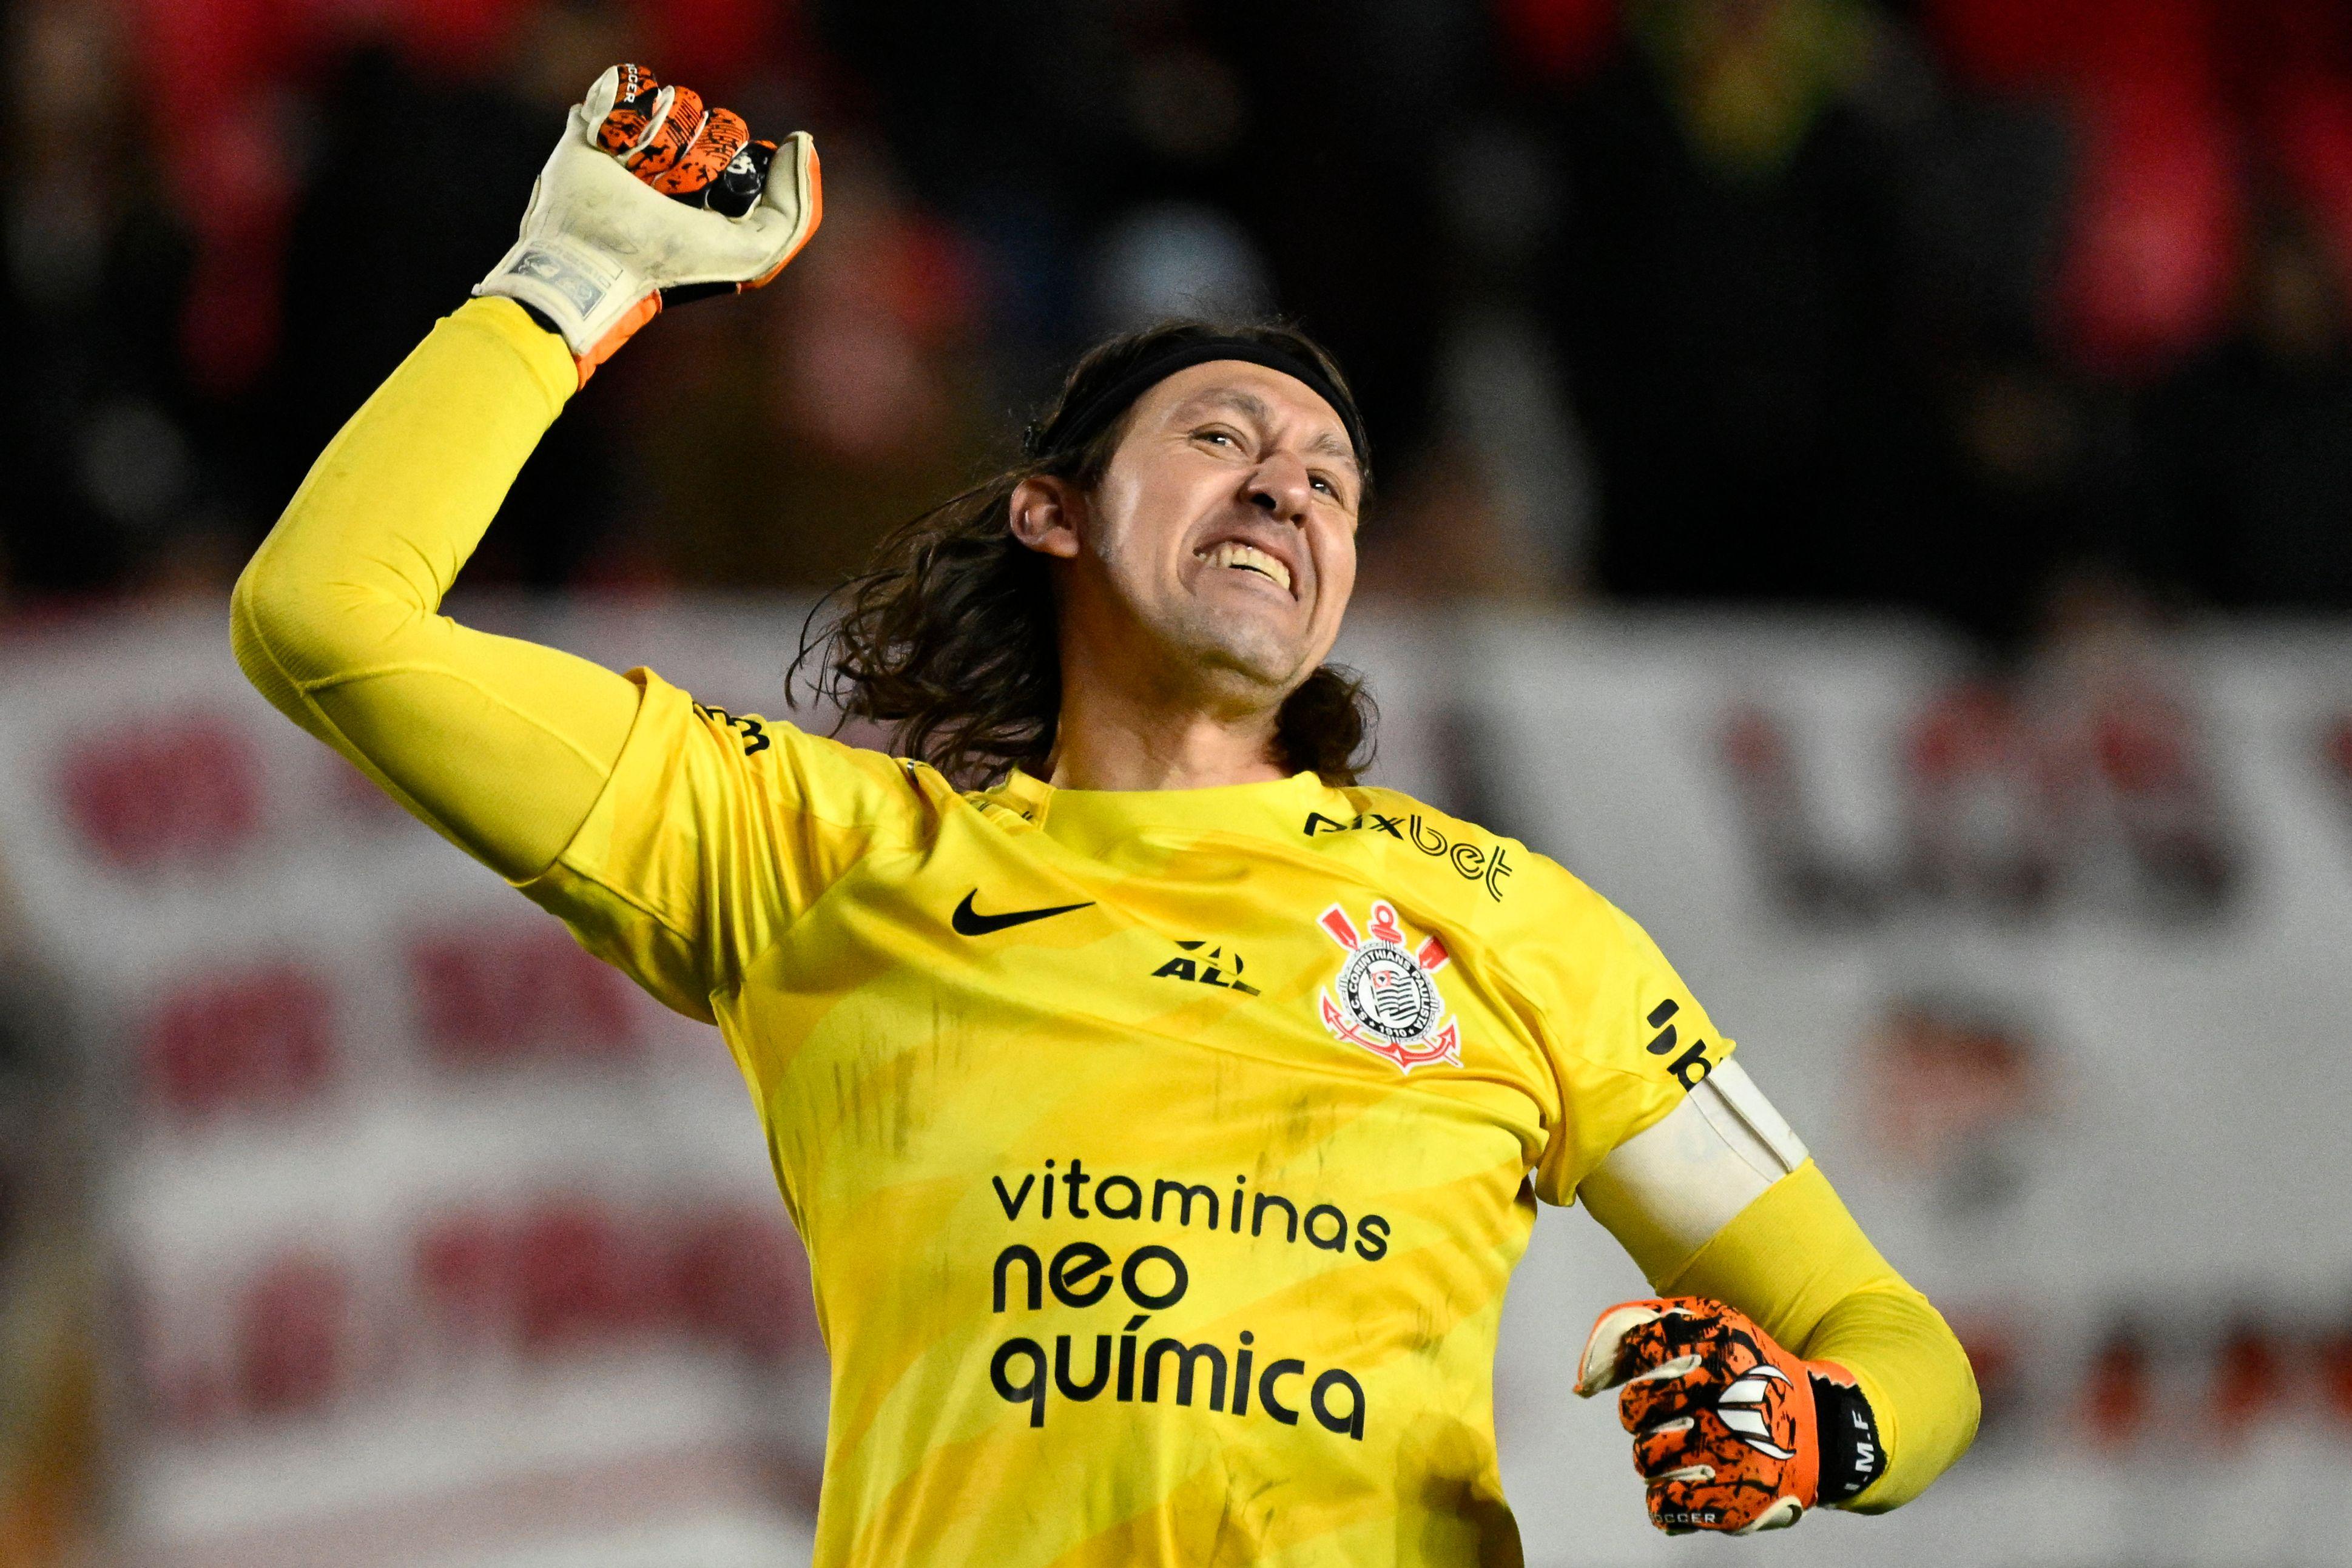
[1316,900,1462,1074]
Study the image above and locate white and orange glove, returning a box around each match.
[476,63,822,385]
[1576,1297,1886,1534]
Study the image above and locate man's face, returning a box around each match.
[1029,359,1363,710]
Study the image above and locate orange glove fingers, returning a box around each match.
[590,66,759,207]
[1618,1351,1785,1434]
[1581,1296,1834,1534]
[621,84,707,180]
[1633,1418,1703,1477]
[1607,1304,1779,1430]
[594,64,666,156]
[1649,1464,1790,1535]
[650,106,749,197]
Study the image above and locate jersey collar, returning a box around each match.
[988,767,1332,854]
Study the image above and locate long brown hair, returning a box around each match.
[794,320,1378,792]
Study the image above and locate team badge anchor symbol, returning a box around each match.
[1316,900,1462,1074]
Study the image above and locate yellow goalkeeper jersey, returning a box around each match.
[234,299,1972,1561]
[519,674,1735,1567]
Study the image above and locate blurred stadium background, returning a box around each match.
[7,0,2352,1562]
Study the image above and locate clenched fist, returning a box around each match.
[476,64,823,384]
[1575,1296,1885,1534]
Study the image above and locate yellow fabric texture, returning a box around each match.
[231,299,1974,1563]
[1661,1161,1981,1512]
[527,693,1730,1567]
[229,295,636,880]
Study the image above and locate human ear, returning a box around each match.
[1008,475,1083,560]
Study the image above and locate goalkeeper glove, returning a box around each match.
[1575,1296,1886,1534]
[476,63,823,385]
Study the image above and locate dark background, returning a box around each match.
[16,0,2352,647]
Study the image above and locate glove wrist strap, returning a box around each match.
[511,300,567,340]
[1809,1371,1887,1506]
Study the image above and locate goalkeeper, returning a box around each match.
[231,67,1976,1565]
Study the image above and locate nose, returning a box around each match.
[1245,450,1315,525]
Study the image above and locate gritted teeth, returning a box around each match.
[1199,540,1293,593]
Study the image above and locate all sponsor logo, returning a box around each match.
[1149,941,1259,995]
[1315,899,1462,1074]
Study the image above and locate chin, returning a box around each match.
[1195,627,1311,691]
[1156,597,1315,693]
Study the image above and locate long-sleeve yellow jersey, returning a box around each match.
[545,673,1733,1564]
[231,298,1975,1566]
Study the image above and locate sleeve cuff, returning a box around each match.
[454,295,579,415]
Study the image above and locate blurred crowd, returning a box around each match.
[10,0,2352,645]
[12,5,2352,1558]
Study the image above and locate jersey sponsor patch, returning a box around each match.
[1643,997,1718,1089]
[1301,810,1515,902]
[1315,899,1463,1074]
[1149,940,1259,995]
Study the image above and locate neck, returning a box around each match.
[1045,672,1290,792]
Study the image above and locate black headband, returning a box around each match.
[1022,336,1369,472]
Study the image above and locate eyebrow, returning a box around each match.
[1171,387,1362,474]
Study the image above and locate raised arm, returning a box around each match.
[231,297,635,878]
[231,65,822,882]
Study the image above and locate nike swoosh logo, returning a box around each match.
[951,890,1094,937]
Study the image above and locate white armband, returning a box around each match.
[1578,1060,1810,1283]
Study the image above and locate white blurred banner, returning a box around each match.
[4,602,2350,1566]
